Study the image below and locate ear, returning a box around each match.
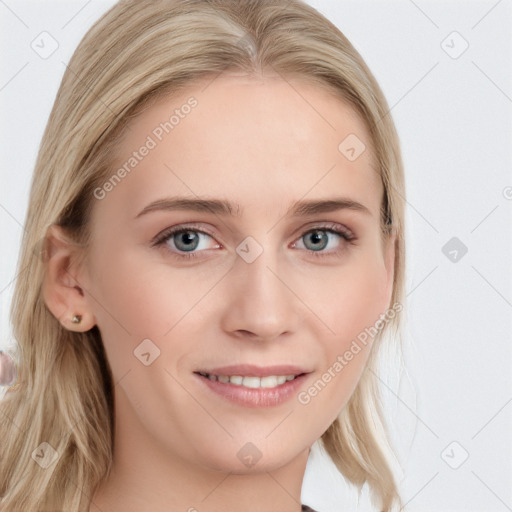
[41,224,96,332]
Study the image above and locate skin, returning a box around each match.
[43,70,395,512]
[0,352,14,386]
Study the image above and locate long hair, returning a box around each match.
[1,1,406,510]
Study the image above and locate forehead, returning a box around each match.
[94,72,382,224]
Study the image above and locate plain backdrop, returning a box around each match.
[1,1,511,511]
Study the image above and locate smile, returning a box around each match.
[196,372,298,388]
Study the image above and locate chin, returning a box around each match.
[194,437,308,475]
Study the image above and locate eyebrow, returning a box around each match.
[134,196,372,219]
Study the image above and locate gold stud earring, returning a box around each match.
[72,314,82,324]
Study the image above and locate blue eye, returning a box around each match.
[152,226,220,260]
[296,229,347,252]
[152,222,356,261]
[167,230,207,252]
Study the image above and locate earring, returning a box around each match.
[72,314,82,324]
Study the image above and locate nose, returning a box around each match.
[219,243,301,342]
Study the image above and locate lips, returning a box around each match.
[197,373,297,388]
[195,364,309,378]
[193,364,310,390]
[194,364,311,408]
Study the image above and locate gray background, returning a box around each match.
[1,1,511,511]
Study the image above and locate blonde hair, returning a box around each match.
[1,1,406,510]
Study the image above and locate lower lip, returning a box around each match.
[195,373,307,408]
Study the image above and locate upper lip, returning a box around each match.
[195,364,310,377]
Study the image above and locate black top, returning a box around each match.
[302,506,318,512]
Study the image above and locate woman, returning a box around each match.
[0,1,406,511]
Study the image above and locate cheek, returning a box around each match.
[84,247,220,371]
[83,249,166,367]
[87,246,172,330]
[320,253,390,340]
[305,254,389,407]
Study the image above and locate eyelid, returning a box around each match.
[152,220,353,240]
[151,221,356,258]
[298,221,354,240]
[150,222,218,247]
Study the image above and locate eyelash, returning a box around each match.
[151,222,356,261]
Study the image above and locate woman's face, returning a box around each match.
[75,73,395,473]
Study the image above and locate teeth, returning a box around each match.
[200,373,297,388]
[242,376,260,388]
[260,376,278,387]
